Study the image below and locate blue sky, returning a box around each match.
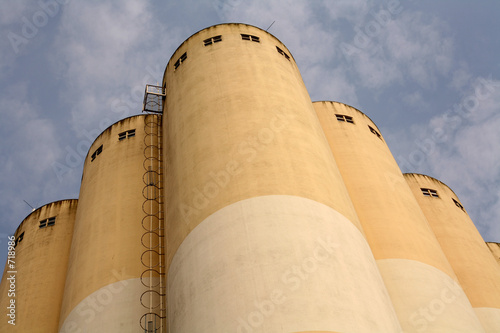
[1,0,499,265]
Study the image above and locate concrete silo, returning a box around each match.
[313,101,484,332]
[162,24,400,332]
[58,115,165,332]
[0,199,77,333]
[3,21,500,333]
[405,173,500,332]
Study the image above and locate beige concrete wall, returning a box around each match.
[163,24,400,332]
[0,199,77,333]
[58,115,163,332]
[405,173,500,332]
[486,242,500,267]
[314,101,483,332]
[163,24,363,262]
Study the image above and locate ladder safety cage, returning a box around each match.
[142,84,166,114]
[140,85,166,331]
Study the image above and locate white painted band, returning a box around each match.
[59,277,160,333]
[168,195,401,332]
[377,258,485,333]
[474,307,500,333]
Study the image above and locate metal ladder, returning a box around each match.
[140,85,166,332]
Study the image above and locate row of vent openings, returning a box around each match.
[91,128,136,162]
[12,186,466,251]
[91,145,103,162]
[14,232,24,248]
[14,216,57,248]
[203,35,222,46]
[335,114,465,212]
[119,129,135,141]
[204,34,260,45]
[175,33,291,71]
[39,216,56,228]
[174,52,187,70]
[420,188,466,212]
[335,113,382,139]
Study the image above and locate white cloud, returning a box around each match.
[390,12,454,84]
[0,82,66,237]
[306,65,359,105]
[337,9,455,90]
[402,90,426,108]
[389,75,500,242]
[0,84,60,172]
[0,0,32,26]
[0,1,32,70]
[50,0,175,135]
[421,77,500,240]
[321,0,375,24]
[351,49,403,88]
[449,62,472,90]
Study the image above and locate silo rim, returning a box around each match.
[312,100,382,133]
[162,22,296,82]
[403,173,459,197]
[13,198,79,236]
[82,114,147,164]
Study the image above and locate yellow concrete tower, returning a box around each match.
[405,173,500,332]
[58,115,165,332]
[162,24,401,332]
[313,101,484,332]
[0,199,77,333]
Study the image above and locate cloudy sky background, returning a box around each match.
[1,0,499,265]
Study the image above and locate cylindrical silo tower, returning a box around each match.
[0,199,77,333]
[405,173,500,332]
[313,101,484,332]
[162,24,400,332]
[58,115,165,332]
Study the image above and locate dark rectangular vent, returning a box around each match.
[241,34,260,42]
[204,35,222,46]
[336,114,354,124]
[421,188,439,198]
[174,52,187,70]
[91,144,103,162]
[276,46,290,60]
